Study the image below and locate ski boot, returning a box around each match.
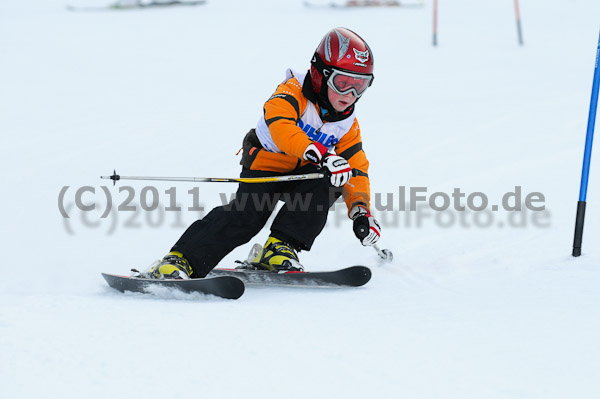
[250,236,304,272]
[144,251,194,279]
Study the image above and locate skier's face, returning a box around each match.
[327,87,357,112]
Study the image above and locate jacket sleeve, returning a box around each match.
[335,118,371,215]
[263,78,311,159]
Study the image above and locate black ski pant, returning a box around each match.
[171,166,342,277]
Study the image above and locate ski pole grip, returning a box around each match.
[353,218,369,239]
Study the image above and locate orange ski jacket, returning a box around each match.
[240,69,371,215]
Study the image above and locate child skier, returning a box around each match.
[148,27,382,279]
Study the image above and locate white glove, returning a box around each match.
[303,142,353,187]
[350,206,381,246]
[303,142,328,164]
[322,155,353,187]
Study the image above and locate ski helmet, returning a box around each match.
[310,28,374,103]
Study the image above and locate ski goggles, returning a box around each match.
[326,69,374,98]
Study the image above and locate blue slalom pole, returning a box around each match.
[572,29,600,257]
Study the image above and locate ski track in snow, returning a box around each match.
[1,0,600,398]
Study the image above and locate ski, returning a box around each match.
[208,266,372,288]
[101,273,245,300]
[66,0,206,12]
[303,0,424,9]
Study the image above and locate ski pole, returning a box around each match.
[101,170,326,185]
[353,220,394,262]
[572,29,600,257]
[432,0,438,47]
[101,169,359,185]
[373,244,393,262]
[513,0,524,46]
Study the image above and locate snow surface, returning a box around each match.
[1,0,600,398]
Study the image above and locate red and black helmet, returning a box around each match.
[310,27,374,100]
